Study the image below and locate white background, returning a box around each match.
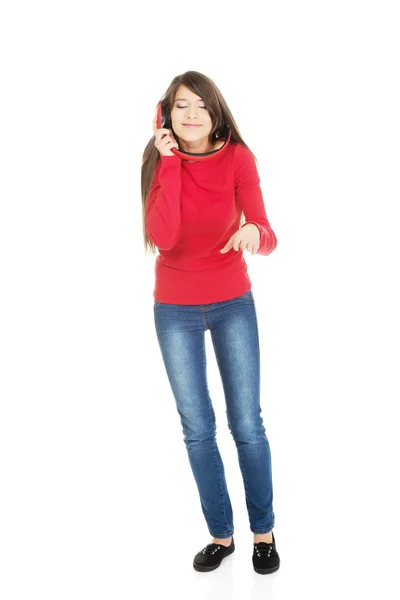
[1,1,399,598]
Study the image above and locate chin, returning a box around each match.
[180,128,202,136]
[180,129,210,142]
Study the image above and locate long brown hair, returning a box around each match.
[141,70,258,255]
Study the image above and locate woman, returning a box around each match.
[141,71,280,575]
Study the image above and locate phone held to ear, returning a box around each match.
[156,102,169,130]
[155,102,232,162]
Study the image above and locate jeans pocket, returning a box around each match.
[237,290,254,303]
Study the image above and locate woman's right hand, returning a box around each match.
[153,111,179,156]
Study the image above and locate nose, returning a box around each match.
[186,105,200,119]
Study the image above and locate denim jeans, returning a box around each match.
[153,290,275,538]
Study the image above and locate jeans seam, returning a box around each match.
[203,340,229,532]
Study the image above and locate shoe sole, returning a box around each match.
[253,560,280,574]
[193,544,235,572]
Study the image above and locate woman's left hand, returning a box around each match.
[220,223,260,255]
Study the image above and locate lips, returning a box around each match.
[183,124,202,127]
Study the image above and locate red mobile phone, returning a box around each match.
[156,102,167,130]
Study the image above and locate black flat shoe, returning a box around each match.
[252,531,280,574]
[193,537,235,572]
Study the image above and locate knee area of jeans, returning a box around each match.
[228,427,267,443]
[182,430,217,445]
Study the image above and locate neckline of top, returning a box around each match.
[181,138,233,163]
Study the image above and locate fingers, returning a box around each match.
[153,113,179,156]
[153,105,180,154]
[156,128,174,140]
[235,239,259,253]
[152,111,171,139]
[236,240,248,251]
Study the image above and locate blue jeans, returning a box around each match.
[153,290,275,538]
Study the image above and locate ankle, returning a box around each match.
[212,536,232,546]
[254,531,273,543]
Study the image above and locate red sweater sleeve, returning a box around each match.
[145,154,182,250]
[234,143,278,256]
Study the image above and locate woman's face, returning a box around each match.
[170,85,213,143]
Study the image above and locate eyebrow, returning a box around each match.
[174,98,204,102]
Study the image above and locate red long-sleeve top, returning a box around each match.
[145,140,277,304]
